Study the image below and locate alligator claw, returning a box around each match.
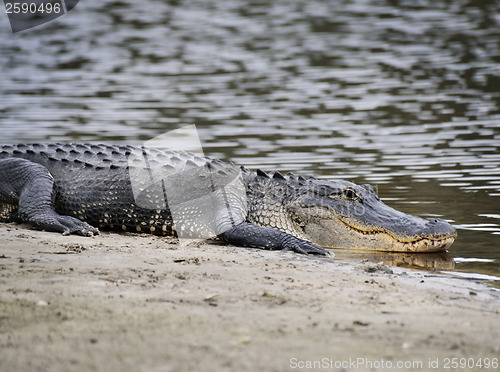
[281,236,333,256]
[35,214,99,237]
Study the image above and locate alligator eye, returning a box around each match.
[343,188,358,200]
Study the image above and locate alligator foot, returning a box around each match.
[32,213,99,236]
[219,222,332,256]
[0,158,99,237]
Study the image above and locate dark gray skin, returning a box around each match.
[0,143,457,254]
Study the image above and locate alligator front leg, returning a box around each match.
[219,221,331,255]
[0,158,98,236]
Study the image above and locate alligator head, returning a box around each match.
[282,175,457,252]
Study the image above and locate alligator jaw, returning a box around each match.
[337,218,457,252]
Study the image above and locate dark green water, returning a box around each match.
[0,0,499,280]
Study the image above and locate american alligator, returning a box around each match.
[0,143,457,254]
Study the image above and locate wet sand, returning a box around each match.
[0,223,499,372]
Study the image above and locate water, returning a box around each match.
[0,0,499,280]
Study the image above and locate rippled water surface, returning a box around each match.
[1,0,499,279]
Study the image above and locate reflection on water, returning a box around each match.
[0,0,499,279]
[334,250,456,271]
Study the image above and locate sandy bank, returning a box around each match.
[0,223,499,372]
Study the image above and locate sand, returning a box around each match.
[0,222,499,372]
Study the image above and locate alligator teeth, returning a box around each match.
[403,236,455,252]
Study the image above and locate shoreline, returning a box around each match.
[1,223,499,371]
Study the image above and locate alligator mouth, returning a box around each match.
[390,236,456,252]
[338,218,457,252]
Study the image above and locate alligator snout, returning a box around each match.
[423,218,457,240]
